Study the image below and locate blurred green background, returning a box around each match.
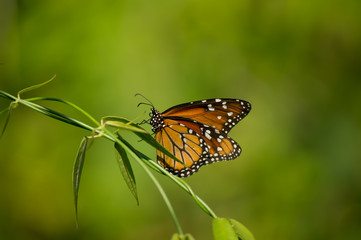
[1,0,361,239]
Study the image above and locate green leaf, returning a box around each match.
[0,90,16,101]
[213,218,238,240]
[103,116,146,133]
[23,101,89,130]
[72,136,88,226]
[17,75,56,96]
[24,97,100,127]
[171,233,196,240]
[116,134,163,174]
[229,219,255,240]
[171,234,180,240]
[114,141,139,205]
[0,103,14,138]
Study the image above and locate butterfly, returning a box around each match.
[137,95,251,177]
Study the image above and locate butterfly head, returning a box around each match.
[136,93,163,132]
[149,108,164,133]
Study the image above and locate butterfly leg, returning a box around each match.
[138,119,150,125]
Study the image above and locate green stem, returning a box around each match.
[144,159,218,218]
[136,155,184,235]
[1,90,184,235]
[1,89,217,225]
[25,97,100,126]
[103,128,184,235]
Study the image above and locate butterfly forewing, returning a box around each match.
[162,98,251,134]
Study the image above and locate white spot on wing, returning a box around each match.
[205,132,212,140]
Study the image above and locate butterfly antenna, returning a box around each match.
[135,93,154,108]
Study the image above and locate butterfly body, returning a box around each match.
[148,98,251,177]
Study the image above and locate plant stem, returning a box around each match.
[1,90,217,230]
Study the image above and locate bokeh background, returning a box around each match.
[1,0,361,239]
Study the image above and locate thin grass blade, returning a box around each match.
[0,91,92,131]
[0,91,16,101]
[25,97,100,127]
[17,75,56,96]
[0,103,14,138]
[103,116,146,133]
[72,136,88,226]
[114,141,139,205]
[213,218,238,240]
[21,100,89,130]
[116,134,163,174]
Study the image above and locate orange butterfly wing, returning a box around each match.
[162,98,251,134]
[151,98,251,177]
[155,99,251,177]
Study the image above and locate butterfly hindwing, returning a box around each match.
[156,118,242,177]
[156,119,203,177]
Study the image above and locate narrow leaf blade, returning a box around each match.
[17,75,56,96]
[116,134,163,174]
[213,218,238,240]
[103,116,146,133]
[114,141,139,205]
[72,136,88,225]
[105,120,146,133]
[229,219,255,240]
[0,104,13,138]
